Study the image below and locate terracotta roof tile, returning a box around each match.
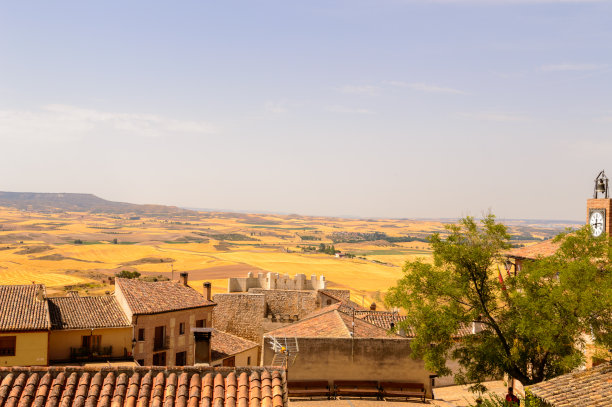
[48,296,129,330]
[211,330,258,362]
[505,239,560,260]
[528,362,612,407]
[0,285,50,331]
[265,307,400,338]
[115,278,214,315]
[0,367,287,407]
[356,311,415,337]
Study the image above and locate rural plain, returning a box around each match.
[0,203,574,304]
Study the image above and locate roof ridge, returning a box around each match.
[334,310,353,337]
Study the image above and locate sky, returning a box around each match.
[1,0,611,221]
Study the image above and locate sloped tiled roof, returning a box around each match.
[48,296,130,330]
[0,284,50,331]
[115,278,214,315]
[528,363,612,407]
[357,311,415,337]
[265,306,401,338]
[505,239,560,260]
[0,366,287,407]
[211,329,259,362]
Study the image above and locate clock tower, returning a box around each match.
[586,170,612,237]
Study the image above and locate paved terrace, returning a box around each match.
[289,380,509,407]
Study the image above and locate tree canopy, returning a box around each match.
[385,214,612,386]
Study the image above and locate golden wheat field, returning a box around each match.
[0,207,564,304]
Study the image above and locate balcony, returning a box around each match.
[153,335,170,351]
[69,346,113,360]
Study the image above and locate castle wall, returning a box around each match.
[228,272,326,293]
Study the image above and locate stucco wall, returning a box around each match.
[212,293,266,343]
[48,327,132,362]
[261,337,434,398]
[211,346,259,367]
[133,307,213,366]
[0,332,48,367]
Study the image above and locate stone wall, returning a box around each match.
[228,272,326,292]
[251,289,319,319]
[261,337,434,398]
[212,293,266,343]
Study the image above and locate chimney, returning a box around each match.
[36,285,46,302]
[180,272,188,286]
[203,282,211,301]
[67,290,79,297]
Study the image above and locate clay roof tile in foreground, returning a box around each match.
[47,296,130,330]
[115,278,214,315]
[0,284,50,331]
[0,367,287,407]
[528,362,612,407]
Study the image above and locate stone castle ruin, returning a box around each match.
[228,272,326,292]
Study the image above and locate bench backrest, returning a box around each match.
[334,380,379,388]
[380,382,424,391]
[288,381,329,389]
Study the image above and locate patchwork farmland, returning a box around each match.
[0,205,572,304]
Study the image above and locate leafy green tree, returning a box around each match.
[385,215,612,386]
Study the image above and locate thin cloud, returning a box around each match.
[456,111,529,122]
[0,104,216,142]
[326,105,374,115]
[264,101,289,114]
[386,81,466,95]
[540,63,607,72]
[337,85,381,96]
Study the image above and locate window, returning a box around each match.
[175,351,187,366]
[0,336,16,356]
[326,299,332,305]
[222,356,235,367]
[179,322,185,335]
[195,319,205,328]
[138,328,145,341]
[154,326,167,351]
[82,335,101,351]
[152,352,166,366]
[137,359,145,366]
[247,356,251,365]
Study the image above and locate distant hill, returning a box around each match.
[0,192,194,216]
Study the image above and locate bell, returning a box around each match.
[596,179,606,194]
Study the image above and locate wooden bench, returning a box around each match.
[380,381,426,402]
[288,381,331,399]
[333,380,380,399]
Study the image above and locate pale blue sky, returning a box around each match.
[1,0,611,220]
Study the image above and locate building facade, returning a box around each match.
[0,285,50,367]
[114,274,215,366]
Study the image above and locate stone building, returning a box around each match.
[213,273,364,344]
[0,285,50,367]
[114,274,215,367]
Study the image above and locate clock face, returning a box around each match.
[589,211,605,237]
